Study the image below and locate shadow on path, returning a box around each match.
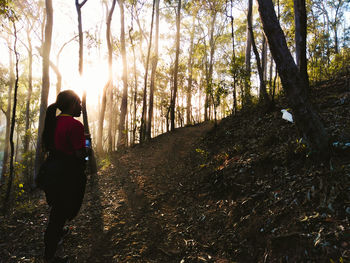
[84,123,213,262]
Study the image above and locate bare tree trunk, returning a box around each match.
[247,8,270,104]
[23,29,33,183]
[256,0,330,158]
[34,0,53,184]
[229,0,237,114]
[0,42,13,184]
[75,0,88,75]
[146,0,160,140]
[24,31,33,155]
[294,0,309,92]
[49,61,62,94]
[244,0,253,106]
[333,1,342,54]
[97,0,116,153]
[4,21,19,205]
[117,0,129,148]
[186,14,196,125]
[129,20,138,145]
[107,86,114,152]
[76,0,96,173]
[97,82,109,153]
[204,11,217,122]
[140,0,156,142]
[269,53,274,95]
[262,35,268,83]
[170,0,181,131]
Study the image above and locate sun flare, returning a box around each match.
[72,60,109,106]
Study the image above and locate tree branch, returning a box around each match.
[79,0,88,8]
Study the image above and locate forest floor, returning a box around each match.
[1,73,350,263]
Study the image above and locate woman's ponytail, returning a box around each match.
[42,103,58,152]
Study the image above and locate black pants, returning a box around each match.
[44,203,68,260]
[44,174,86,260]
[42,153,86,260]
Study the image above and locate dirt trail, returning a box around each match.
[66,122,214,262]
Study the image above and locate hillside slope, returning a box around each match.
[1,74,350,263]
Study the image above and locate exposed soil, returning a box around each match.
[1,73,350,262]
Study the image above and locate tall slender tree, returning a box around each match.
[186,2,198,125]
[146,0,160,140]
[5,20,19,205]
[129,4,138,145]
[117,0,129,148]
[256,0,330,158]
[76,0,96,173]
[140,0,156,142]
[246,3,269,104]
[294,0,309,92]
[23,20,34,183]
[75,0,88,75]
[170,0,181,131]
[34,0,53,183]
[97,0,116,153]
[244,0,253,107]
[0,38,13,184]
[228,0,237,114]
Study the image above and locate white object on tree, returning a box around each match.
[281,109,293,123]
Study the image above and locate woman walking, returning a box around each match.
[38,90,87,263]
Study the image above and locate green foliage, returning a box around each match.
[327,49,350,75]
[195,148,208,158]
[209,80,229,108]
[98,155,112,171]
[309,48,350,83]
[0,0,12,17]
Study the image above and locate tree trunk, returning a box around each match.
[24,31,33,156]
[247,8,270,104]
[204,11,217,122]
[117,0,129,148]
[146,0,160,140]
[204,57,209,121]
[230,0,237,114]
[107,86,114,152]
[129,21,138,145]
[97,0,116,153]
[23,29,33,183]
[244,0,253,107]
[34,0,53,183]
[0,42,13,184]
[49,61,62,95]
[97,81,110,153]
[4,21,19,205]
[186,14,196,125]
[75,0,96,173]
[75,0,89,75]
[293,0,309,92]
[256,0,330,158]
[170,0,181,131]
[262,35,268,82]
[140,0,156,142]
[333,1,342,54]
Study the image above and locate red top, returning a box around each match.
[54,115,85,155]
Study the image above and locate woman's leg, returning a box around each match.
[44,204,67,261]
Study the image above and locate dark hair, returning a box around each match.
[42,90,80,152]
